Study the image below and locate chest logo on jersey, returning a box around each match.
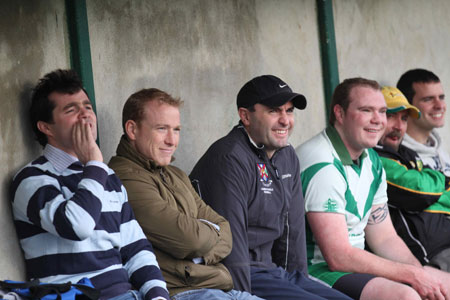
[257,163,269,182]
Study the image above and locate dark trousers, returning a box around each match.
[250,267,352,300]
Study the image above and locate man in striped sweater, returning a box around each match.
[11,69,169,300]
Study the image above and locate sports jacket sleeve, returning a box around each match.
[190,175,233,265]
[190,152,253,292]
[380,157,448,211]
[271,153,307,275]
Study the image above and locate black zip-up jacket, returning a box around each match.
[375,143,450,264]
[190,124,307,292]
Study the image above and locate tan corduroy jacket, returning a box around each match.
[109,136,233,296]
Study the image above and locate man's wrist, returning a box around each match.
[85,160,109,171]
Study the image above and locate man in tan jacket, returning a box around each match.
[109,88,263,300]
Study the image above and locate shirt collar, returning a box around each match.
[44,144,79,172]
[325,126,366,166]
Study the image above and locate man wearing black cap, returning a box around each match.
[190,75,351,300]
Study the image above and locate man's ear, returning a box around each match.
[125,120,138,141]
[238,107,251,126]
[37,121,53,137]
[333,104,344,124]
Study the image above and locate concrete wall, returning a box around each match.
[333,0,450,144]
[0,1,69,280]
[2,0,450,280]
[88,0,324,173]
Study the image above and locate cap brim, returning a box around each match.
[386,105,421,119]
[260,92,307,110]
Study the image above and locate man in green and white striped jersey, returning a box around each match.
[296,78,449,300]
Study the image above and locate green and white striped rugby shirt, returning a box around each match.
[296,126,387,265]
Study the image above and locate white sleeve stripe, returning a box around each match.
[140,280,167,296]
[123,250,158,275]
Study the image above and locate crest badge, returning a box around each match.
[257,163,269,182]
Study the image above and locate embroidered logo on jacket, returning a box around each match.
[257,163,269,182]
[410,155,423,171]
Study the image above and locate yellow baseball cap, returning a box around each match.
[381,86,420,119]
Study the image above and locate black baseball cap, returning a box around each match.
[237,75,307,110]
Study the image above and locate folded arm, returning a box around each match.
[380,157,445,211]
[190,153,252,292]
[119,172,223,260]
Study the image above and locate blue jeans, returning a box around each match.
[171,289,264,300]
[251,267,352,300]
[108,290,142,300]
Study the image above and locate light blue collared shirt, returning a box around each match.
[43,144,108,173]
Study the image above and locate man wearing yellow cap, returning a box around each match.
[376,86,450,273]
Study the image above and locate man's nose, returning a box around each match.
[165,130,175,145]
[78,107,87,118]
[372,111,382,123]
[279,111,289,125]
[434,98,445,110]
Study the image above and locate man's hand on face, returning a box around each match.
[72,118,103,164]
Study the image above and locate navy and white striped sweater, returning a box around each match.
[11,145,169,300]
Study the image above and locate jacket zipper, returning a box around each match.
[270,152,289,270]
[160,168,167,183]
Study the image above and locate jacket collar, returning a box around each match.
[115,134,171,171]
[326,126,367,166]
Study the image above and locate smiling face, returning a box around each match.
[408,81,446,135]
[335,86,387,159]
[379,110,409,152]
[239,101,294,158]
[38,89,97,157]
[127,100,180,166]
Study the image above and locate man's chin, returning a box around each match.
[385,142,400,151]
